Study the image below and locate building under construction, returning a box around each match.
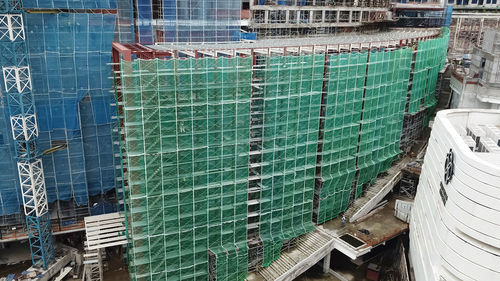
[0,0,451,280]
[448,0,500,57]
[112,29,448,280]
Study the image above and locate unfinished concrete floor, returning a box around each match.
[322,199,409,248]
[0,241,31,266]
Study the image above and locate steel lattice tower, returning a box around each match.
[0,0,54,268]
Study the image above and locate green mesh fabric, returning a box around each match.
[120,57,252,281]
[115,31,451,280]
[315,52,367,224]
[258,54,325,266]
[408,28,450,114]
[355,47,413,196]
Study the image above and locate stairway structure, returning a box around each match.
[83,213,127,281]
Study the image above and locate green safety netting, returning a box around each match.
[355,48,413,197]
[315,52,367,224]
[258,54,325,266]
[315,48,412,212]
[408,28,450,114]
[115,30,451,280]
[119,56,252,281]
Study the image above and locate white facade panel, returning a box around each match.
[410,109,500,281]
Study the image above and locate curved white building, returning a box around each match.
[410,109,500,281]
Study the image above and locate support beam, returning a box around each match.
[323,252,331,274]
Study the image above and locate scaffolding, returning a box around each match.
[314,47,414,223]
[249,1,393,39]
[113,28,448,280]
[408,29,449,114]
[0,1,54,268]
[394,9,447,28]
[256,53,324,266]
[315,51,367,224]
[20,0,117,9]
[0,3,123,248]
[118,56,252,281]
[27,12,118,215]
[355,48,412,199]
[136,0,242,44]
[449,15,500,57]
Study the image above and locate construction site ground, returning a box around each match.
[322,199,409,248]
[247,152,413,281]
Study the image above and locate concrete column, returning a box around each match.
[479,17,484,46]
[349,11,352,23]
[265,10,269,24]
[286,10,290,24]
[323,252,331,273]
[322,10,326,24]
[453,17,461,50]
[337,10,340,23]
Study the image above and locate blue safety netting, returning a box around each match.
[256,0,307,5]
[136,0,152,43]
[0,104,22,215]
[0,0,21,13]
[0,7,27,215]
[23,12,117,204]
[137,0,241,43]
[116,0,134,42]
[444,6,452,27]
[21,0,117,9]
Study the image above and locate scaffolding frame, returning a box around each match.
[135,0,242,44]
[83,213,127,281]
[249,0,392,38]
[0,14,24,41]
[10,113,38,141]
[449,14,500,57]
[18,160,48,217]
[111,28,448,278]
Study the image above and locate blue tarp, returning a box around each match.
[21,0,117,9]
[0,104,22,215]
[0,11,118,216]
[137,0,241,43]
[0,10,29,215]
[241,32,257,41]
[444,6,453,27]
[24,12,117,204]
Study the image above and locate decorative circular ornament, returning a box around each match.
[444,149,454,184]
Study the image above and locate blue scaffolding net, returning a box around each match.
[0,1,25,217]
[0,12,119,222]
[24,12,118,205]
[136,0,241,43]
[0,0,129,227]
[21,0,117,9]
[0,107,21,216]
[0,0,55,267]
